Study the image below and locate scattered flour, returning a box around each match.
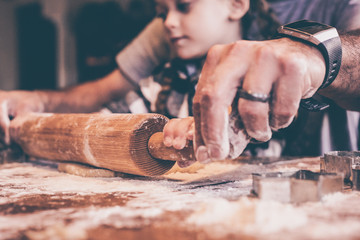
[1,158,360,240]
[186,197,308,237]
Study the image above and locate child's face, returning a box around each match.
[156,0,242,59]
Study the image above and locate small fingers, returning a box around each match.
[186,121,195,140]
[163,117,197,168]
[227,110,251,158]
[163,117,194,150]
[0,101,11,145]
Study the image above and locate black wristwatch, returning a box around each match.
[277,20,342,111]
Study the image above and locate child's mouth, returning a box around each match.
[170,36,186,45]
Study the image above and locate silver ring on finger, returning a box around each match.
[238,88,271,103]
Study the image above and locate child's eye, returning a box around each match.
[156,5,167,21]
[176,2,191,13]
[157,12,167,21]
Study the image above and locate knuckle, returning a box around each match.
[199,87,220,104]
[280,55,307,76]
[228,42,243,53]
[227,41,250,58]
[272,107,294,121]
[239,103,271,141]
[208,44,222,54]
[271,109,295,129]
[206,44,223,61]
[272,103,297,119]
[163,123,174,136]
[168,118,181,126]
[254,45,276,63]
[241,103,261,118]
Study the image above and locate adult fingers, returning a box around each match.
[194,43,251,163]
[186,121,195,141]
[0,90,46,146]
[227,109,251,158]
[268,38,325,128]
[270,57,306,130]
[238,44,278,142]
[193,45,224,163]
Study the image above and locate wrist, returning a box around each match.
[276,20,342,111]
[277,20,342,90]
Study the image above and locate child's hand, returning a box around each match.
[163,117,196,168]
[163,117,194,149]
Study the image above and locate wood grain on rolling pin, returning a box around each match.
[12,113,195,176]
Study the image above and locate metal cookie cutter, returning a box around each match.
[321,151,360,190]
[252,170,343,203]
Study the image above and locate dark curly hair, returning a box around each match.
[243,0,281,39]
[155,0,281,116]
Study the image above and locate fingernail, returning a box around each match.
[196,146,211,164]
[174,137,186,149]
[164,136,172,146]
[186,130,194,140]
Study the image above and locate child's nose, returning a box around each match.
[164,11,180,30]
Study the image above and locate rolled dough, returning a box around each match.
[58,162,116,178]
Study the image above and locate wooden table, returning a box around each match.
[1,157,360,240]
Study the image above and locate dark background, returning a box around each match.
[0,0,156,90]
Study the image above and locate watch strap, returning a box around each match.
[300,95,330,112]
[276,20,342,111]
[318,37,342,89]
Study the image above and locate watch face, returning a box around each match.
[285,20,332,34]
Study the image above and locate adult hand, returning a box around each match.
[0,90,45,145]
[193,38,326,163]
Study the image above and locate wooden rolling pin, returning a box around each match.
[11,113,194,176]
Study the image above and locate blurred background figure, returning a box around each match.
[0,0,156,90]
[16,2,57,90]
[73,0,156,82]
